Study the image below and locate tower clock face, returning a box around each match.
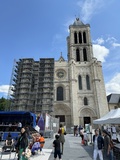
[57,71,64,78]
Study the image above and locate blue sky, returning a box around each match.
[0,0,120,98]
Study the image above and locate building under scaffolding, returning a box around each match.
[11,58,54,113]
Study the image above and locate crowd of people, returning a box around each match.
[73,125,115,160]
[1,123,116,160]
[2,126,45,160]
[0,121,23,132]
[93,128,114,160]
[2,123,66,160]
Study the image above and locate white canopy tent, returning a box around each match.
[93,108,120,124]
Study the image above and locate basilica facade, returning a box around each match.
[53,18,109,128]
[11,18,109,129]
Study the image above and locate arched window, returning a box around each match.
[84,97,88,105]
[86,75,90,90]
[78,75,82,90]
[76,49,80,62]
[57,86,63,101]
[83,32,87,43]
[79,32,82,43]
[74,32,77,44]
[83,48,87,61]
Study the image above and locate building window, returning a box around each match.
[83,48,87,61]
[83,32,87,43]
[84,97,88,105]
[57,86,64,101]
[79,32,82,43]
[86,75,90,90]
[78,75,82,90]
[76,49,80,62]
[74,32,77,44]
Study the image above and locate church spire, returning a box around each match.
[58,52,65,62]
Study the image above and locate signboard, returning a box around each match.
[45,113,50,130]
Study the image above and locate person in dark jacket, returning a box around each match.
[53,134,62,160]
[102,129,113,160]
[16,127,28,160]
[93,129,104,160]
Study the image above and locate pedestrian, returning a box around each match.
[15,127,28,160]
[83,130,89,145]
[93,129,104,160]
[74,125,78,136]
[102,129,113,160]
[80,128,84,144]
[53,134,62,160]
[58,124,65,154]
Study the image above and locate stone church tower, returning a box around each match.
[53,18,108,129]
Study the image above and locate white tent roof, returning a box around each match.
[93,108,120,124]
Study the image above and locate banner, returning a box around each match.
[45,113,50,130]
[37,114,45,131]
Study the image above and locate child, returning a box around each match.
[53,135,62,160]
[39,132,45,155]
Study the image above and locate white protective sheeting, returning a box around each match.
[93,108,120,124]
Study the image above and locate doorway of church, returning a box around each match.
[55,115,65,124]
[84,117,91,127]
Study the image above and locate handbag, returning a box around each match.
[64,131,67,135]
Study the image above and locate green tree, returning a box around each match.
[0,97,11,111]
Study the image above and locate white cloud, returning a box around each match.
[93,38,105,45]
[64,19,74,32]
[0,85,9,93]
[105,73,120,95]
[77,0,104,22]
[0,85,10,97]
[106,37,117,44]
[112,43,120,47]
[93,44,109,62]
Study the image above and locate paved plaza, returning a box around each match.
[0,134,94,160]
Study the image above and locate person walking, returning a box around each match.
[58,124,65,155]
[80,128,84,144]
[93,129,104,160]
[83,130,89,145]
[16,127,28,160]
[103,129,113,160]
[53,134,62,160]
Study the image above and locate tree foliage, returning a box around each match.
[0,97,10,111]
